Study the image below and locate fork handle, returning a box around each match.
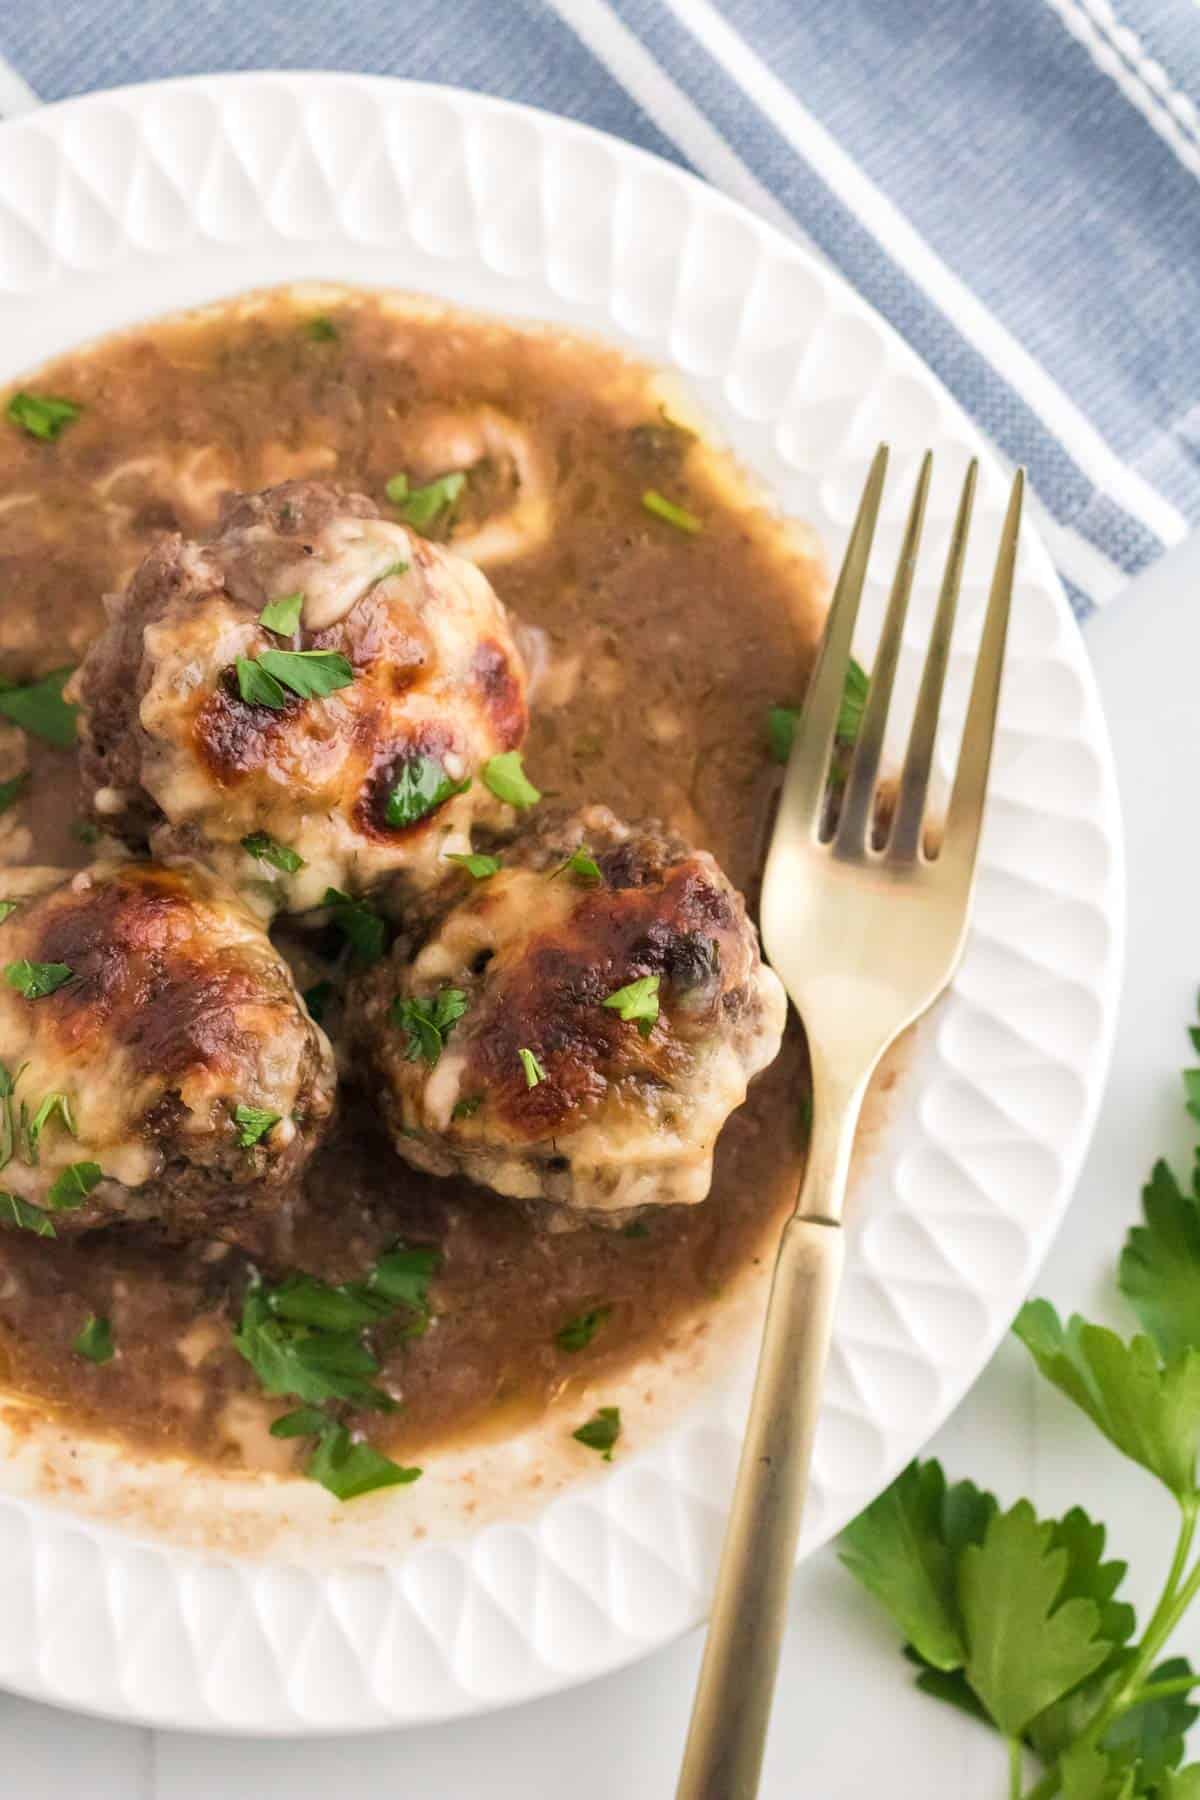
[678,1084,863,1800]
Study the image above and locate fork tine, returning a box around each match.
[888,458,978,860]
[779,444,888,832]
[835,451,931,851]
[942,467,1024,870]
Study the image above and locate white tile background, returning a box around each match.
[6,536,1197,1797]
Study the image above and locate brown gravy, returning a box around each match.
[0,287,823,1477]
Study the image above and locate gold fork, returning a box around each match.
[677,444,1024,1799]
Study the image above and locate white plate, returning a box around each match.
[0,72,1122,1733]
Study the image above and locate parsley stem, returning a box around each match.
[1021,1495,1200,1800]
[1008,1737,1023,1800]
[1123,1672,1200,1706]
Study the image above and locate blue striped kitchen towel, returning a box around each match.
[2,0,1197,619]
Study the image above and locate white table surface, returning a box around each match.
[8,537,1198,1798]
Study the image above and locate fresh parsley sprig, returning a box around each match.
[767,656,869,763]
[840,994,1200,1797]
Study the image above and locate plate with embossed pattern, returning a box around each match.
[0,72,1121,1731]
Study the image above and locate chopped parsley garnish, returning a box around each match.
[622,1219,651,1239]
[642,488,702,535]
[258,592,304,635]
[72,820,99,845]
[0,667,78,748]
[305,315,338,342]
[48,1160,102,1210]
[550,847,601,884]
[27,1091,76,1158]
[269,1405,329,1438]
[0,1062,19,1170]
[0,902,18,925]
[377,559,409,581]
[234,1104,281,1148]
[241,831,305,873]
[519,1047,546,1089]
[369,1244,441,1328]
[602,974,660,1037]
[390,987,468,1067]
[0,1191,54,1236]
[452,1094,484,1120]
[303,980,334,1024]
[768,657,869,763]
[572,1405,621,1461]
[4,959,72,1000]
[445,851,500,880]
[267,1273,393,1332]
[322,887,387,965]
[385,754,471,829]
[0,772,28,815]
[482,751,541,810]
[556,1305,611,1353]
[387,470,466,532]
[73,1314,114,1363]
[7,391,81,441]
[305,1422,421,1501]
[236,649,353,708]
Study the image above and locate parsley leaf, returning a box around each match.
[7,391,81,441]
[0,667,78,748]
[232,1277,392,1409]
[305,1422,421,1501]
[767,657,869,763]
[1119,1154,1200,1361]
[48,1160,102,1210]
[482,751,540,810]
[519,1046,546,1088]
[556,1305,611,1353]
[390,987,467,1067]
[959,1501,1110,1737]
[369,1243,440,1332]
[388,470,466,531]
[1160,1763,1200,1797]
[385,754,470,829]
[303,980,333,1024]
[1014,1301,1200,1499]
[452,1094,483,1120]
[642,488,702,534]
[0,772,28,815]
[0,1191,54,1236]
[0,902,18,925]
[27,1091,76,1158]
[241,831,305,873]
[1098,1656,1199,1791]
[839,1460,974,1672]
[445,851,500,880]
[269,1405,329,1438]
[236,655,287,708]
[266,1273,392,1332]
[322,887,387,965]
[305,316,338,342]
[602,974,660,1037]
[258,648,354,700]
[259,592,304,635]
[573,1406,621,1461]
[5,959,72,1000]
[550,847,602,884]
[73,1314,114,1363]
[234,1103,281,1148]
[1056,1743,1136,1800]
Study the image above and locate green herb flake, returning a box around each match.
[445,851,500,880]
[622,1219,650,1239]
[390,987,468,1067]
[572,1405,621,1461]
[602,974,660,1037]
[269,1405,329,1438]
[305,1423,421,1502]
[0,1191,54,1236]
[369,1243,441,1333]
[7,391,81,442]
[556,1305,611,1353]
[452,1094,484,1121]
[234,1104,281,1148]
[303,980,334,1024]
[4,959,72,1000]
[236,655,287,709]
[641,488,702,535]
[73,1314,114,1363]
[767,657,869,764]
[519,1047,546,1089]
[0,772,28,815]
[266,1273,393,1332]
[322,887,387,965]
[385,754,471,829]
[48,1160,102,1210]
[0,667,78,748]
[27,1091,76,1158]
[232,1276,391,1409]
[550,847,602,885]
[305,316,338,342]
[258,592,305,636]
[389,470,466,532]
[72,820,99,845]
[0,902,18,926]
[482,750,541,810]
[258,648,354,700]
[241,831,305,873]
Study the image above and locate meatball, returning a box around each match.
[0,859,335,1236]
[72,480,532,915]
[349,807,786,1222]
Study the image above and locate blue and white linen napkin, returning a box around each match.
[3,0,1197,619]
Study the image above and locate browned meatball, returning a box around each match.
[0,860,335,1236]
[72,480,532,915]
[349,807,786,1224]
